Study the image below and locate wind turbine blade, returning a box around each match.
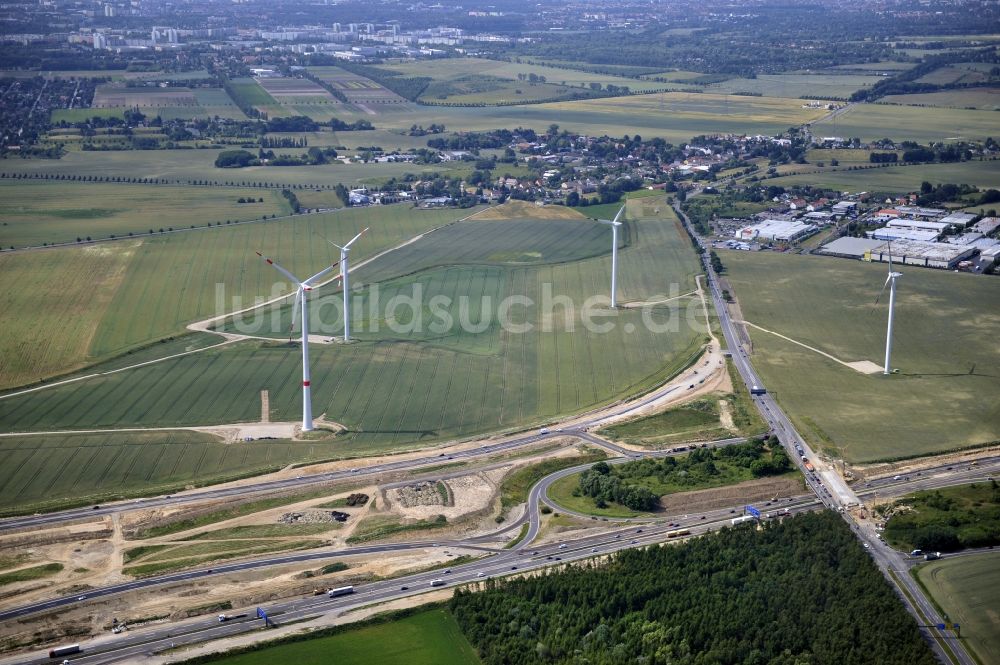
[256,251,301,286]
[324,239,345,251]
[886,240,893,272]
[871,276,890,311]
[343,227,369,250]
[305,264,335,286]
[612,205,625,224]
[289,287,302,338]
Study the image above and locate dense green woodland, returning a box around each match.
[451,513,935,665]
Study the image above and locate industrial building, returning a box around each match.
[735,219,817,242]
[893,206,947,219]
[865,239,978,270]
[885,218,950,235]
[867,227,941,242]
[972,217,999,235]
[818,236,885,259]
[938,212,978,228]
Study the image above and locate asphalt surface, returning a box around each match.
[2,204,989,664]
[674,200,979,665]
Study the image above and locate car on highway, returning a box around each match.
[630,539,638,544]
[400,585,408,590]
[558,543,567,549]
[511,565,518,570]
[476,572,485,577]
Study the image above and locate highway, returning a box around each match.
[1,201,989,664]
[0,347,717,534]
[5,455,990,665]
[673,199,978,665]
[5,490,822,665]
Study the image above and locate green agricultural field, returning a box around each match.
[827,61,917,73]
[0,563,63,586]
[704,73,883,99]
[0,429,343,513]
[193,608,480,665]
[768,159,1000,193]
[380,58,669,100]
[0,205,473,389]
[0,181,288,248]
[226,77,281,108]
[915,65,991,86]
[0,240,141,389]
[499,449,607,510]
[882,87,1000,110]
[0,202,707,464]
[722,251,1000,462]
[523,58,665,77]
[915,553,1000,665]
[809,102,1000,142]
[0,148,474,189]
[599,398,731,447]
[50,107,126,123]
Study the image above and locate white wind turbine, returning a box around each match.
[872,242,902,375]
[599,205,626,308]
[325,227,368,341]
[256,251,337,431]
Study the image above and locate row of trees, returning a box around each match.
[450,512,936,665]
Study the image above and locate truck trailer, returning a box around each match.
[49,644,81,658]
[328,586,355,598]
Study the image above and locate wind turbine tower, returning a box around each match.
[873,245,902,375]
[256,251,336,431]
[599,206,625,308]
[325,227,368,341]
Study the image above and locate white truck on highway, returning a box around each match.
[328,585,355,598]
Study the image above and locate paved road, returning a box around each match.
[5,442,991,664]
[6,496,821,665]
[673,200,976,665]
[3,201,987,663]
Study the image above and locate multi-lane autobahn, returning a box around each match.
[674,200,981,665]
[1,202,991,664]
[4,454,993,665]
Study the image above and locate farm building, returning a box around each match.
[735,220,816,242]
[864,239,978,270]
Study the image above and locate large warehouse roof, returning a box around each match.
[819,237,884,258]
